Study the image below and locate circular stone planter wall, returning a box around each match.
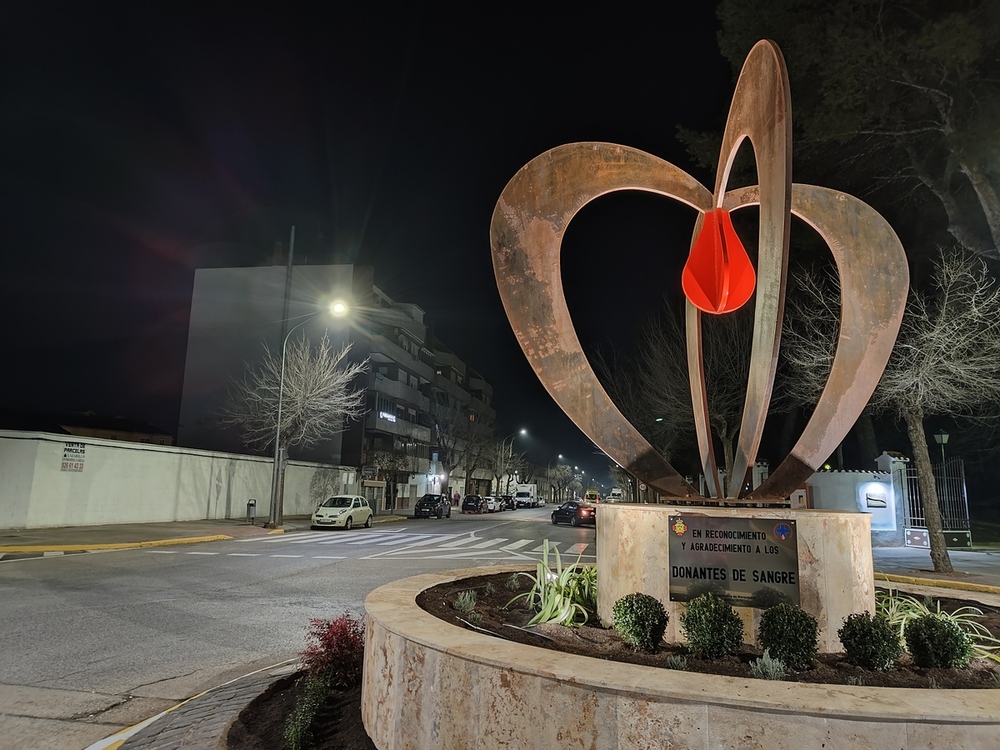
[363,565,1000,750]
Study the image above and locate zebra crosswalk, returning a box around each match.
[223,529,594,561]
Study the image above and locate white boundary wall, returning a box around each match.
[0,431,356,529]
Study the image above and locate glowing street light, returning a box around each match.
[266,299,350,527]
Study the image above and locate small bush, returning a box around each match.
[284,674,330,750]
[454,590,477,613]
[904,613,973,668]
[758,603,818,670]
[748,587,791,610]
[749,649,786,680]
[838,612,902,671]
[612,593,668,653]
[665,654,688,671]
[285,675,330,750]
[484,582,495,596]
[680,593,743,659]
[301,613,365,687]
[505,573,521,591]
[467,612,483,627]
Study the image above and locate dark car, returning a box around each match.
[414,493,451,519]
[500,495,516,511]
[550,501,597,527]
[461,494,484,513]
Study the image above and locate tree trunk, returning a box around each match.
[959,160,1000,259]
[902,404,953,574]
[852,412,880,468]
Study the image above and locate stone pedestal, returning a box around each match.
[596,505,874,652]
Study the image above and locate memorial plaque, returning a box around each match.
[668,515,799,606]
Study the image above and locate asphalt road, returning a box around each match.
[0,506,593,749]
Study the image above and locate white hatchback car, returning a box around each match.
[483,496,500,513]
[311,495,374,530]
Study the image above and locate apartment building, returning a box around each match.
[177,263,494,511]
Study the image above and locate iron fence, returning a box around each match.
[900,457,969,530]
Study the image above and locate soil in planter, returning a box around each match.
[415,572,1000,689]
[226,671,376,750]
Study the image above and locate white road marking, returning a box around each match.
[270,554,303,558]
[228,553,260,557]
[186,552,218,555]
[312,556,346,559]
[145,550,178,554]
[500,539,533,551]
[565,543,589,555]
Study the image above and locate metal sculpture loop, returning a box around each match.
[489,40,909,501]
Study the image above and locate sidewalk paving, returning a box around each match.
[3,517,995,749]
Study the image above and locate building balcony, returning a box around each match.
[371,375,430,411]
[365,412,431,443]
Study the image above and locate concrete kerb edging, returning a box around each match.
[83,658,299,750]
[0,514,406,554]
[876,572,1000,596]
[0,535,233,553]
[363,565,1000,750]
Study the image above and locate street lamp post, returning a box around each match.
[266,300,349,528]
[934,429,949,467]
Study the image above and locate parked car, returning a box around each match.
[311,495,374,530]
[483,496,500,513]
[414,493,452,519]
[550,501,597,527]
[461,494,485,513]
[500,495,516,511]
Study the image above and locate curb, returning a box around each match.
[0,535,232,554]
[876,571,1000,596]
[0,515,407,554]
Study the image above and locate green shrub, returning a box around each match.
[505,573,521,591]
[284,673,330,750]
[612,593,668,653]
[484,581,495,596]
[748,587,791,609]
[838,612,902,671]
[453,590,477,613]
[758,603,818,670]
[749,649,786,680]
[300,613,365,687]
[680,593,744,659]
[506,541,596,627]
[904,614,973,668]
[467,612,483,627]
[665,654,688,671]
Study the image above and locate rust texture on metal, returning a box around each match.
[489,40,908,501]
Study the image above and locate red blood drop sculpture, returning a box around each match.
[682,208,756,314]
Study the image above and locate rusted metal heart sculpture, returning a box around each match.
[489,41,909,501]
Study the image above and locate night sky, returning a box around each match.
[1,4,732,481]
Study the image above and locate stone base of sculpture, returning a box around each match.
[597,505,873,652]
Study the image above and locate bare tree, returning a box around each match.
[429,392,494,498]
[488,439,525,496]
[545,464,574,503]
[367,449,417,511]
[626,301,758,491]
[224,332,368,524]
[783,252,1000,573]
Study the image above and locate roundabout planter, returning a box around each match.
[363,565,1000,750]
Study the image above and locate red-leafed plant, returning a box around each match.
[300,613,366,687]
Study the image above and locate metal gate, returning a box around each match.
[898,458,971,547]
